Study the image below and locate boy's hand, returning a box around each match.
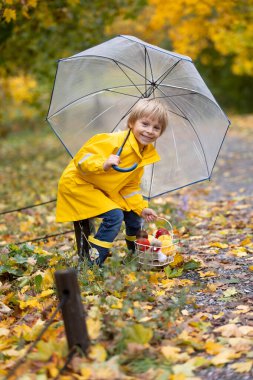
[103,155,120,171]
[141,208,157,222]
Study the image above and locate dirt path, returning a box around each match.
[177,116,253,380]
[195,115,253,201]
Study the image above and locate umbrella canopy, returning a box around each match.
[47,35,230,199]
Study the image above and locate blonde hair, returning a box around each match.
[127,99,168,134]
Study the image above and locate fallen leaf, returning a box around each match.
[223,287,238,297]
[199,271,216,278]
[89,344,107,362]
[234,305,250,314]
[124,324,153,345]
[230,360,253,373]
[205,341,223,355]
[86,318,101,340]
[209,242,228,249]
[211,348,241,365]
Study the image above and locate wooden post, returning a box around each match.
[55,269,90,353]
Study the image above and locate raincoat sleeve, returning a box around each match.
[73,134,116,175]
[120,168,148,216]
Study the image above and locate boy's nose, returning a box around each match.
[146,127,153,134]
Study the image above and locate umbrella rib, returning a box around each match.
[156,60,181,85]
[119,35,192,62]
[157,86,210,176]
[144,46,154,83]
[165,109,189,120]
[106,89,140,98]
[158,84,228,118]
[144,48,147,93]
[111,99,141,132]
[47,84,145,119]
[146,177,212,200]
[113,61,144,96]
[168,96,210,177]
[61,54,152,83]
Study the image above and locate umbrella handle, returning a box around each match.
[112,130,138,172]
[112,146,138,172]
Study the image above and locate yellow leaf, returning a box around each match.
[125,272,137,283]
[14,320,44,341]
[149,272,162,284]
[0,328,10,337]
[161,278,177,289]
[49,256,59,266]
[213,311,224,319]
[199,271,216,278]
[209,242,228,249]
[3,8,16,22]
[205,341,223,355]
[28,0,38,7]
[89,344,107,362]
[170,253,184,267]
[48,366,59,378]
[231,361,253,373]
[19,298,41,310]
[206,283,218,292]
[234,305,250,314]
[214,323,241,337]
[172,358,198,376]
[125,324,153,345]
[86,318,101,340]
[28,340,58,361]
[239,325,253,336]
[127,308,134,317]
[155,289,166,296]
[227,337,253,352]
[2,348,26,357]
[223,287,238,297]
[249,266,253,271]
[39,289,55,298]
[106,295,123,309]
[230,247,247,257]
[42,269,54,289]
[211,348,241,365]
[241,237,252,246]
[161,345,181,360]
[80,367,92,379]
[170,374,186,380]
[111,300,123,309]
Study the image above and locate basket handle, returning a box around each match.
[156,217,173,240]
[141,216,174,240]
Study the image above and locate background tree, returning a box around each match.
[0,0,146,135]
[107,0,253,113]
[1,0,252,137]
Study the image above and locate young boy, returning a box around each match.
[56,98,168,265]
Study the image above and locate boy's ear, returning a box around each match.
[128,123,133,129]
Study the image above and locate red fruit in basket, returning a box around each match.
[136,238,150,251]
[155,228,170,239]
[136,229,148,239]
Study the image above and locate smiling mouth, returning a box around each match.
[142,135,153,141]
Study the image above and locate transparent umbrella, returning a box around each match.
[47,35,230,198]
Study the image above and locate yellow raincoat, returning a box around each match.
[56,130,160,222]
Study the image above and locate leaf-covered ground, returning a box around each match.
[0,115,253,379]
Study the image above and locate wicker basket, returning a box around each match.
[135,218,178,269]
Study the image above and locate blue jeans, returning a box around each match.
[89,209,141,265]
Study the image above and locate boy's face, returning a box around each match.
[129,116,162,147]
